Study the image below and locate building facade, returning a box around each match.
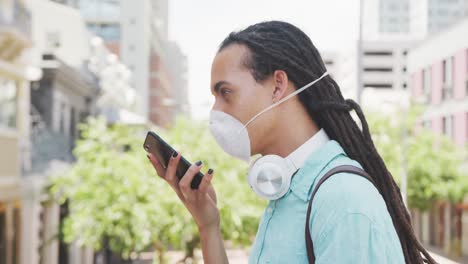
[24,1,100,264]
[408,18,468,146]
[411,0,468,38]
[58,0,185,126]
[342,0,468,107]
[364,0,468,40]
[408,17,468,256]
[0,0,32,263]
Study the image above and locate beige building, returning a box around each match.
[0,0,33,263]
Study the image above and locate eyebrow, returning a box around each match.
[213,81,230,93]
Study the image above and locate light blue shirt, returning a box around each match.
[248,140,405,263]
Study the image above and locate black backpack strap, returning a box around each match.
[305,165,377,263]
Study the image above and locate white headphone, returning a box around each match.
[247,155,299,200]
[247,129,330,200]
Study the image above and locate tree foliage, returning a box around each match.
[49,117,266,261]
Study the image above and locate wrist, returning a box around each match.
[199,223,221,237]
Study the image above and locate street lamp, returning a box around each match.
[357,0,364,104]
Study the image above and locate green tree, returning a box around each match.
[49,117,266,263]
[367,108,466,211]
[406,131,465,210]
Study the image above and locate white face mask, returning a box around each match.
[209,71,329,162]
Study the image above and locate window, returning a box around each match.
[403,50,408,56]
[59,103,66,134]
[443,57,454,85]
[442,115,454,138]
[388,3,400,11]
[99,23,120,42]
[442,116,447,135]
[88,23,120,42]
[45,31,61,50]
[70,107,76,141]
[423,68,432,97]
[403,83,407,89]
[364,83,393,89]
[438,9,449,16]
[442,57,454,100]
[466,49,468,96]
[364,51,393,56]
[363,67,393,72]
[0,78,17,130]
[403,67,407,72]
[465,112,468,143]
[1,0,14,23]
[466,112,468,141]
[79,0,120,21]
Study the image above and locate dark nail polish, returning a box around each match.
[207,168,213,174]
[172,151,178,158]
[195,160,202,166]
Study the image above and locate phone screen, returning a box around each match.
[143,131,203,189]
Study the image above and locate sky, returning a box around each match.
[168,0,361,119]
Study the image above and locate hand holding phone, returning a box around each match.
[144,130,223,248]
[143,131,204,189]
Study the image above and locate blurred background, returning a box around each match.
[0,0,467,263]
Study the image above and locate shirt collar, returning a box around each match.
[286,128,330,171]
[289,139,347,202]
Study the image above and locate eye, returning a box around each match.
[220,88,231,96]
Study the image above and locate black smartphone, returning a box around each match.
[143,131,204,189]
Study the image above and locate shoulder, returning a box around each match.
[315,169,381,213]
[312,157,382,214]
[308,158,389,237]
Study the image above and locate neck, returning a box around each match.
[260,99,320,158]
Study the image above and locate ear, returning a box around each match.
[272,70,289,102]
[273,70,289,102]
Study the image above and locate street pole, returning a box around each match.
[357,0,364,104]
[401,108,408,208]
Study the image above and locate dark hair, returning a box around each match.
[219,21,435,264]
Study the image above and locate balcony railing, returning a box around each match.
[0,0,31,37]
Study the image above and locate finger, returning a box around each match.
[207,184,217,204]
[179,161,203,201]
[198,168,214,194]
[163,151,187,201]
[204,192,217,207]
[147,153,165,177]
[165,151,181,184]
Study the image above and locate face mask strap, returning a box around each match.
[243,71,329,128]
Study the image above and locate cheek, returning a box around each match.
[242,92,276,152]
[236,89,270,122]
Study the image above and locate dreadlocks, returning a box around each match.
[219,21,435,264]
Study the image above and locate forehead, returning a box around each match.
[211,44,250,77]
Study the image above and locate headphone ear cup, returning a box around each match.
[247,156,262,189]
[247,155,294,200]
